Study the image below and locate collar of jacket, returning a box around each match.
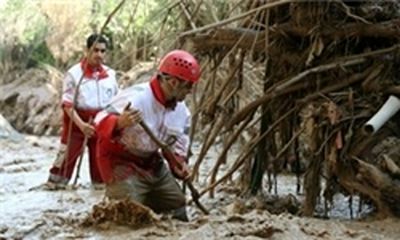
[150,75,168,107]
[80,58,108,79]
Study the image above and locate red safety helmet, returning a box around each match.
[158,50,201,83]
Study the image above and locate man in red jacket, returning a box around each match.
[94,50,201,221]
[46,34,119,189]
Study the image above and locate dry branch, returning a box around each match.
[226,44,400,129]
[193,107,296,201]
[180,0,293,37]
[187,19,400,52]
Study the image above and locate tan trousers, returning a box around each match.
[105,163,186,213]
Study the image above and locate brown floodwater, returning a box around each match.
[1,136,399,240]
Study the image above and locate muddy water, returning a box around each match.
[1,136,399,239]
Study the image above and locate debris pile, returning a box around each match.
[179,0,400,218]
[82,199,159,229]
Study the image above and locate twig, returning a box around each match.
[385,85,400,95]
[73,117,93,186]
[300,69,371,104]
[15,220,46,239]
[334,0,371,24]
[203,61,242,116]
[98,0,127,34]
[209,114,253,197]
[271,126,305,168]
[179,0,197,30]
[315,126,341,156]
[180,0,292,37]
[273,58,365,93]
[191,107,296,201]
[190,116,217,181]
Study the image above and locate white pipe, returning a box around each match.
[364,95,400,134]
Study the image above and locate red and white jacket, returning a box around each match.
[59,60,119,143]
[62,60,119,110]
[94,76,191,182]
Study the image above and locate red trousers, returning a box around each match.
[49,109,103,184]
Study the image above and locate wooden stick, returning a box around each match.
[192,114,227,181]
[73,117,93,186]
[180,0,292,37]
[333,0,371,24]
[191,107,296,201]
[191,116,218,181]
[179,0,197,30]
[209,114,252,197]
[273,58,366,93]
[135,115,209,215]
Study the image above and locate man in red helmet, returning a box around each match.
[94,50,201,221]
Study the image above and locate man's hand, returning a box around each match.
[63,106,95,138]
[116,104,142,130]
[169,155,191,181]
[79,122,95,137]
[172,161,190,180]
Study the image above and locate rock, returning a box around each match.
[0,66,63,135]
[0,114,23,142]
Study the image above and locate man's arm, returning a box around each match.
[162,149,190,180]
[63,106,95,137]
[61,72,95,137]
[95,102,142,141]
[162,105,192,180]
